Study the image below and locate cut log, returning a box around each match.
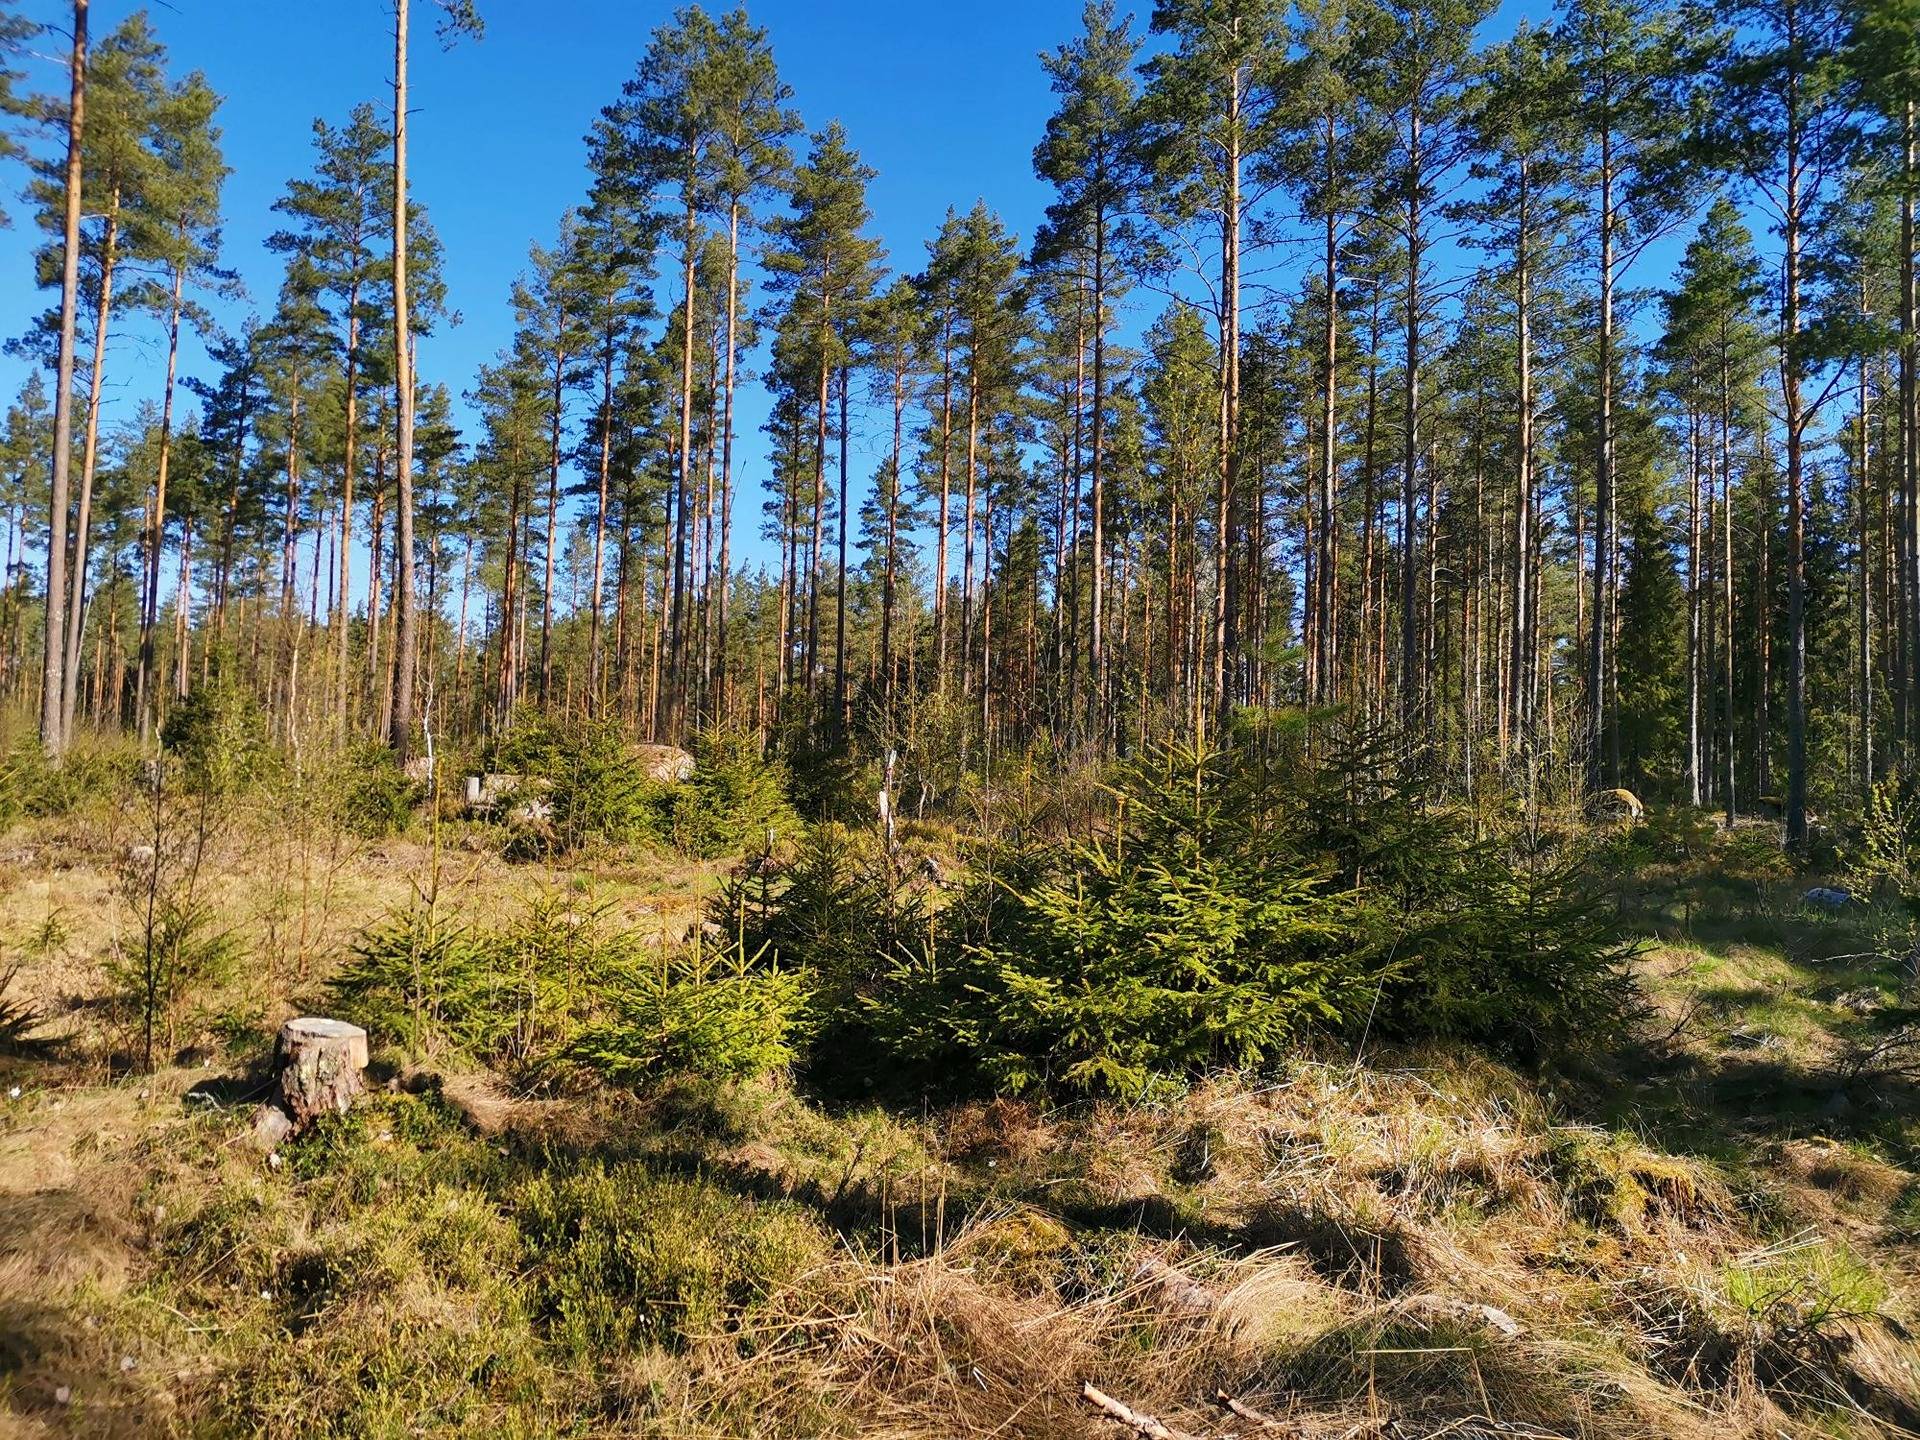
[275,1017,368,1123]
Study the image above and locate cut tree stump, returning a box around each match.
[249,1017,369,1152]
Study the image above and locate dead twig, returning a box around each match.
[1082,1381,1198,1440]
[1214,1388,1291,1431]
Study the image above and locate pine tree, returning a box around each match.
[1453,24,1574,767]
[134,68,225,742]
[761,122,885,734]
[0,2,37,225]
[37,0,87,756]
[1139,0,1288,734]
[0,375,50,703]
[389,0,483,761]
[510,218,591,703]
[1354,0,1491,734]
[268,103,391,732]
[923,204,1026,712]
[1715,0,1856,845]
[1556,0,1706,793]
[1035,0,1140,741]
[25,14,171,742]
[864,278,928,719]
[569,192,657,708]
[1272,0,1386,709]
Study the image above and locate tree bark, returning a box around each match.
[40,0,85,758]
[136,259,185,745]
[389,0,418,761]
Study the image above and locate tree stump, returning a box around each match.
[250,1018,368,1152]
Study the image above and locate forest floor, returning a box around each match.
[2,800,1920,1439]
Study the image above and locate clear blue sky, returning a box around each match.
[0,0,1543,585]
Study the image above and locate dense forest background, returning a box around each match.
[0,0,1914,839]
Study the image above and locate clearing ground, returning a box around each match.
[2,802,1919,1439]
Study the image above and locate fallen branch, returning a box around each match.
[1082,1381,1196,1440]
[1214,1388,1290,1431]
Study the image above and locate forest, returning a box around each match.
[0,0,1904,831]
[5,0,1920,1438]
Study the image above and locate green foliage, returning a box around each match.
[0,738,136,823]
[570,936,807,1085]
[544,719,670,854]
[517,1164,828,1357]
[1369,828,1642,1053]
[1843,772,1920,902]
[744,733,1641,1096]
[330,891,634,1071]
[491,709,668,857]
[335,742,420,839]
[1599,806,1719,870]
[1720,1240,1889,1335]
[725,825,919,997]
[674,731,799,858]
[487,705,568,776]
[873,747,1361,1095]
[107,889,240,1065]
[329,902,494,1060]
[111,759,236,1069]
[161,671,269,796]
[717,824,936,1090]
[1285,730,1642,1055]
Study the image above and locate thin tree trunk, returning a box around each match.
[40,0,85,757]
[389,0,418,760]
[588,332,615,703]
[64,186,120,738]
[137,258,184,744]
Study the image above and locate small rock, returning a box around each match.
[53,1385,70,1405]
[633,743,696,783]
[7,1085,19,1100]
[119,1356,135,1373]
[1824,1090,1855,1117]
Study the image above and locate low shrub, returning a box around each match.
[746,734,1641,1096]
[330,891,636,1071]
[0,737,138,823]
[673,731,799,858]
[870,747,1363,1095]
[569,937,807,1085]
[1844,772,1920,903]
[162,670,270,796]
[490,709,668,857]
[546,720,669,853]
[335,742,419,838]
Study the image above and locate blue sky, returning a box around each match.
[0,0,1547,586]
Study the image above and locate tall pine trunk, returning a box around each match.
[389,0,419,761]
